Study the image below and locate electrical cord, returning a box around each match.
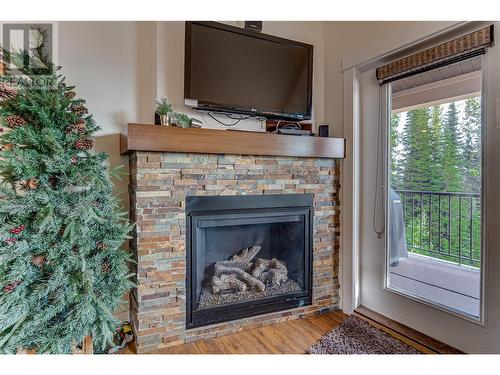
[275,120,301,132]
[207,112,251,127]
[226,113,251,120]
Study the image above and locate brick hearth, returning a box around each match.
[128,151,341,353]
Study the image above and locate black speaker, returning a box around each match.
[245,21,262,32]
[318,124,329,137]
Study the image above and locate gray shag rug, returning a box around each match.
[308,315,420,354]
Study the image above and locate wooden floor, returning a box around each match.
[123,309,459,354]
[147,311,348,354]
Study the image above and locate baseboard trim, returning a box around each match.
[354,306,463,354]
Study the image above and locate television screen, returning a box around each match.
[184,22,313,120]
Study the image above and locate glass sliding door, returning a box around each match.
[386,56,483,320]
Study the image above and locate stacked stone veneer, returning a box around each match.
[128,151,341,353]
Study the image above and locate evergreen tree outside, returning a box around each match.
[462,97,481,192]
[429,105,444,191]
[399,108,436,191]
[0,51,134,353]
[389,112,401,189]
[440,102,463,192]
[392,99,481,194]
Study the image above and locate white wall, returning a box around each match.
[59,22,142,135]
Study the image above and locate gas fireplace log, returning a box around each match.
[267,268,288,286]
[231,245,261,263]
[214,263,266,292]
[216,260,252,272]
[217,245,261,271]
[252,258,287,277]
[252,258,288,286]
[212,274,248,294]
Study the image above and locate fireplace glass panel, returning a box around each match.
[194,215,306,309]
[186,194,313,328]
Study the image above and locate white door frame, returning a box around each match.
[340,67,362,314]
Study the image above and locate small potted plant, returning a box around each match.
[171,112,193,128]
[155,97,173,125]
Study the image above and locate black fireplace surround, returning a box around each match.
[186,194,313,328]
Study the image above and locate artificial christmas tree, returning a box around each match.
[0,50,134,354]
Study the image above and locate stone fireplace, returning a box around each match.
[124,124,343,353]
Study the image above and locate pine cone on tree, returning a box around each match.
[75,139,93,150]
[32,255,46,268]
[96,242,107,251]
[28,178,39,190]
[65,91,76,99]
[66,118,87,135]
[1,143,14,152]
[21,178,39,190]
[58,226,66,237]
[70,104,88,116]
[70,155,78,164]
[102,261,111,273]
[0,82,18,100]
[3,280,21,293]
[5,115,27,128]
[48,175,59,188]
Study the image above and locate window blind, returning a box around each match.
[376,25,494,85]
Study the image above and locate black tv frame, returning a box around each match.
[184,21,314,121]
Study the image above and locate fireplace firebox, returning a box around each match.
[186,194,313,328]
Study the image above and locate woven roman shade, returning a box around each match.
[376,25,494,84]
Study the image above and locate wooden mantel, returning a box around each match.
[121,123,345,159]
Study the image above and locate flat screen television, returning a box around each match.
[184,21,313,121]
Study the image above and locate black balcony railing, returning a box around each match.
[394,190,481,268]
